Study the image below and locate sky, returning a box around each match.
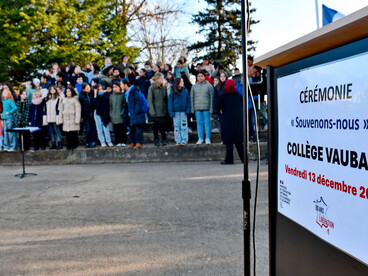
[180,0,367,64]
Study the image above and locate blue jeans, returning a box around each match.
[173,112,188,144]
[94,111,111,144]
[83,117,97,145]
[48,123,62,143]
[195,110,211,140]
[129,124,144,144]
[3,119,17,150]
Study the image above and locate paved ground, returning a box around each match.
[0,161,269,276]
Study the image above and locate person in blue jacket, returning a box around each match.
[122,79,145,148]
[1,85,18,151]
[168,77,191,145]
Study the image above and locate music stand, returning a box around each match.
[8,127,39,179]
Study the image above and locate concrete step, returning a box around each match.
[0,142,268,166]
[31,129,268,147]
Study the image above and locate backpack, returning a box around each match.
[139,91,149,113]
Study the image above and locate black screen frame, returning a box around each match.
[268,37,368,276]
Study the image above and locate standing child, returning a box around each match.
[13,90,31,150]
[136,69,150,99]
[1,86,18,151]
[29,90,47,150]
[148,72,168,146]
[59,86,81,149]
[79,83,97,148]
[168,78,191,145]
[45,86,63,149]
[190,70,214,145]
[122,79,145,148]
[94,84,113,147]
[110,82,127,146]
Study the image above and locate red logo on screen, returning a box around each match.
[313,197,335,235]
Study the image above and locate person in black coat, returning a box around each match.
[79,83,97,147]
[136,69,151,99]
[215,79,244,165]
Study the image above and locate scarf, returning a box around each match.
[32,97,43,105]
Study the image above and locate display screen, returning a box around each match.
[276,51,368,265]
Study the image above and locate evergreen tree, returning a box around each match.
[0,0,142,83]
[188,0,258,67]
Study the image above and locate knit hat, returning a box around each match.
[33,78,40,85]
[223,79,237,94]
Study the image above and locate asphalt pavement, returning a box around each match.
[0,161,269,276]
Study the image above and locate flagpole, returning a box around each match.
[315,0,320,29]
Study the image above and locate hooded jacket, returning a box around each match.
[147,84,167,118]
[190,80,214,113]
[215,79,243,144]
[59,96,81,132]
[168,88,191,118]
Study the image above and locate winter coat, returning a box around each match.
[109,92,125,125]
[29,98,46,128]
[95,92,111,126]
[45,97,61,123]
[173,66,190,78]
[100,74,112,89]
[117,62,131,76]
[126,85,145,126]
[59,96,81,132]
[79,91,95,118]
[168,88,191,118]
[1,98,17,119]
[190,81,213,113]
[147,85,167,118]
[215,80,243,145]
[212,68,233,77]
[213,83,225,114]
[136,76,151,99]
[13,99,31,127]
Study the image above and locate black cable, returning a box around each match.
[246,1,261,275]
[248,84,260,276]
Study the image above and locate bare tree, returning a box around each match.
[128,0,189,66]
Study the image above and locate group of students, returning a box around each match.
[1,55,266,164]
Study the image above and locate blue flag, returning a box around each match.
[322,4,345,26]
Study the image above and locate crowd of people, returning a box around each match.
[0,54,267,164]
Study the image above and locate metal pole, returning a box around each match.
[241,0,251,275]
[315,0,320,29]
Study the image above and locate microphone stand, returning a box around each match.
[241,0,251,275]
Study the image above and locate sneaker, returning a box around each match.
[7,149,16,152]
[84,144,90,148]
[116,143,122,147]
[135,143,143,148]
[196,139,203,145]
[154,140,159,147]
[176,143,181,146]
[108,142,114,147]
[57,144,63,150]
[205,138,211,145]
[161,139,167,146]
[91,142,97,148]
[128,143,135,148]
[120,143,126,147]
[101,143,107,147]
[221,161,234,165]
[212,128,219,133]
